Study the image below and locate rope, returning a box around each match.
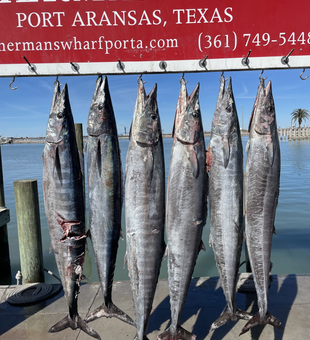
[7,269,62,306]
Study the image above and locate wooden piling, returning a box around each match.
[14,179,44,284]
[0,143,12,284]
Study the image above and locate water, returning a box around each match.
[2,137,310,284]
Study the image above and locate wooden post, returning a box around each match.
[14,179,44,284]
[75,123,84,158]
[0,143,12,284]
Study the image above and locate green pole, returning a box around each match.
[0,143,12,284]
[14,179,44,284]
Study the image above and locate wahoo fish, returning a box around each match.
[158,78,207,340]
[42,81,100,339]
[241,78,282,335]
[208,77,251,331]
[84,76,135,327]
[125,79,165,340]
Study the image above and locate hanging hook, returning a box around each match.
[137,74,146,84]
[54,76,59,86]
[259,70,267,81]
[9,77,18,90]
[219,71,228,82]
[180,73,188,85]
[300,68,309,80]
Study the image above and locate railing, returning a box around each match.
[278,127,310,141]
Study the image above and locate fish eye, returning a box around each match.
[192,111,199,118]
[151,114,157,120]
[226,105,232,113]
[57,111,64,119]
[98,103,103,110]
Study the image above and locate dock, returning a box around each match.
[0,274,309,340]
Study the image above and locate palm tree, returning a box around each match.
[291,108,309,128]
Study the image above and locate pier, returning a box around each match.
[0,274,308,340]
[278,127,310,141]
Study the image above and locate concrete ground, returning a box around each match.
[0,274,308,340]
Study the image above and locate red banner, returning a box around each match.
[0,0,310,75]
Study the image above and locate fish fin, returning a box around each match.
[266,141,274,166]
[199,240,206,252]
[239,311,282,335]
[77,315,101,339]
[222,136,230,169]
[49,315,101,339]
[158,325,196,340]
[245,139,250,154]
[146,147,154,187]
[210,309,252,332]
[123,252,127,269]
[86,229,91,239]
[128,123,132,140]
[83,140,88,154]
[164,245,169,259]
[97,139,102,178]
[190,145,199,178]
[54,146,62,180]
[120,228,124,239]
[85,303,135,327]
[209,234,213,248]
[273,225,276,235]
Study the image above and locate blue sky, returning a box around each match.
[1,68,310,137]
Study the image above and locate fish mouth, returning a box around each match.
[176,136,196,145]
[254,128,272,136]
[45,137,63,144]
[136,140,158,147]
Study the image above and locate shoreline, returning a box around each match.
[2,131,250,145]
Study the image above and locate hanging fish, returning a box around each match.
[125,78,166,340]
[208,77,251,331]
[43,81,100,339]
[241,78,282,335]
[84,75,135,327]
[158,78,207,340]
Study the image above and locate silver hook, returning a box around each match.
[219,71,228,82]
[9,77,17,90]
[137,74,146,84]
[180,73,188,85]
[300,68,309,80]
[259,70,267,81]
[54,76,59,86]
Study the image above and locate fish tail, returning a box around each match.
[239,311,282,335]
[209,308,252,332]
[133,335,149,340]
[157,325,196,340]
[49,314,101,339]
[85,303,136,326]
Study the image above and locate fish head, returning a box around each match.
[45,83,74,143]
[175,83,202,144]
[211,78,237,136]
[254,80,276,135]
[87,76,116,137]
[132,81,160,146]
